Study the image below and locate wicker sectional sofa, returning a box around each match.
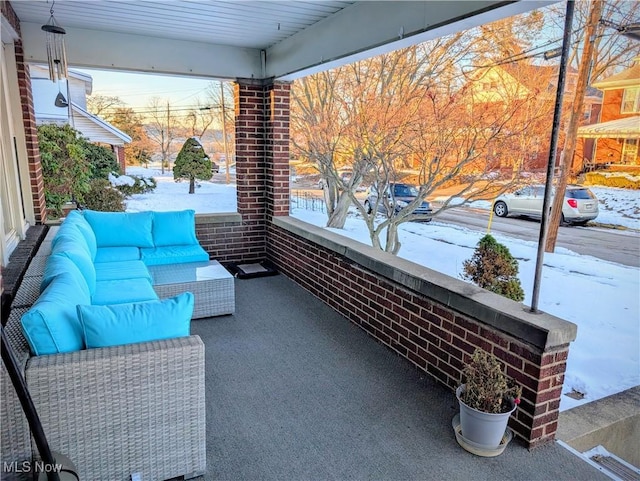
[1,210,209,480]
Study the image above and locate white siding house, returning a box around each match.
[30,65,131,166]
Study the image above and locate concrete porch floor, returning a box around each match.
[192,274,608,481]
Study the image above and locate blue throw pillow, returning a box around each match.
[77,292,194,349]
[84,210,154,248]
[152,210,199,246]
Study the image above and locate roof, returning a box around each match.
[71,103,132,144]
[576,116,640,139]
[8,1,549,81]
[592,60,640,90]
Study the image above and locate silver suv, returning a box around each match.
[493,184,598,225]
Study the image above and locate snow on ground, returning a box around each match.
[125,166,640,412]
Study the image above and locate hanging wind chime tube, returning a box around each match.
[41,1,68,82]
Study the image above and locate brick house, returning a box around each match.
[467,62,602,172]
[577,56,640,169]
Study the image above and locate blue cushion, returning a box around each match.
[77,292,194,349]
[94,260,151,282]
[51,236,96,295]
[21,271,91,356]
[41,253,91,298]
[64,210,97,259]
[152,210,199,246]
[53,225,90,256]
[140,245,209,266]
[92,278,159,305]
[94,246,141,263]
[84,210,154,248]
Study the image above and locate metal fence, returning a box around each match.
[291,190,326,214]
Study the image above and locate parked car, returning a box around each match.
[493,184,598,225]
[364,183,433,220]
[211,161,220,175]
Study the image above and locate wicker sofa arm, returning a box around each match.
[25,335,206,481]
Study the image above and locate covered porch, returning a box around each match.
[0,0,590,477]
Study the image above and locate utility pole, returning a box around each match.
[545,0,604,252]
[220,82,231,184]
[166,101,172,173]
[531,0,574,313]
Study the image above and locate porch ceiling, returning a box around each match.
[11,0,552,81]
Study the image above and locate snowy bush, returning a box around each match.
[108,172,157,197]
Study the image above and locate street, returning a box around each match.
[434,207,640,268]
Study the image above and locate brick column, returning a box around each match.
[264,82,291,218]
[113,145,126,172]
[2,2,47,223]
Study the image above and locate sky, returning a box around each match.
[76,67,216,114]
[122,165,640,413]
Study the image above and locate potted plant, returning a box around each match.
[455,349,522,452]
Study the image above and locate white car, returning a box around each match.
[493,184,599,226]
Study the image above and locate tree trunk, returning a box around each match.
[189,176,195,194]
[545,0,603,252]
[326,192,351,228]
[385,222,401,254]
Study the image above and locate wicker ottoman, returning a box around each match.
[148,260,235,318]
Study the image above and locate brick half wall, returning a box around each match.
[267,216,577,449]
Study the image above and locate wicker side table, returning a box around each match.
[148,260,235,319]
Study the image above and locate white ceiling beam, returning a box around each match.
[268,1,556,80]
[18,22,262,80]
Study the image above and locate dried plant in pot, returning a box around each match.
[455,349,522,452]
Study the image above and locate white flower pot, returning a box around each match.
[456,384,516,449]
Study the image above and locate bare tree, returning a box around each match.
[86,94,125,119]
[146,97,176,174]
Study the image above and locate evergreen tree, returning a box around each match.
[462,234,525,302]
[173,137,211,194]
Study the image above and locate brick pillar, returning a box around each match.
[2,2,47,223]
[264,82,291,218]
[113,145,126,172]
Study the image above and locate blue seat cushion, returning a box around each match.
[152,210,199,246]
[91,278,159,305]
[94,246,141,263]
[94,260,151,282]
[21,271,92,356]
[77,292,194,349]
[140,245,209,266]
[84,210,154,248]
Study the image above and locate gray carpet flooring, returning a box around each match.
[191,274,607,481]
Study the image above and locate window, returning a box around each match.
[621,87,640,114]
[621,139,638,164]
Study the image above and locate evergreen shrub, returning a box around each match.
[462,234,525,302]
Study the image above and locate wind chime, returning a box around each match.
[41,0,68,82]
[41,0,69,107]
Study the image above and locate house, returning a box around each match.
[30,64,131,171]
[577,56,640,169]
[466,62,602,172]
